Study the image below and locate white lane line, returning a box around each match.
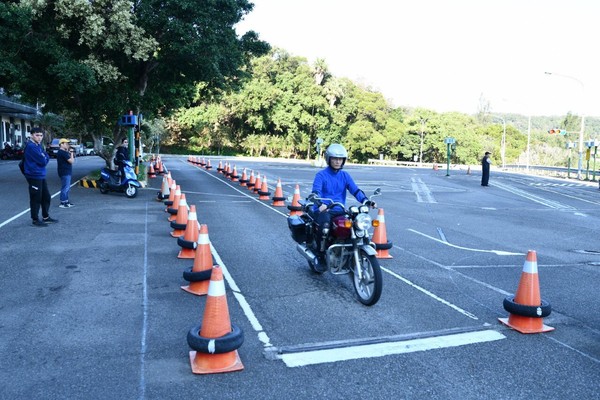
[138,202,150,400]
[210,243,273,349]
[0,186,70,229]
[196,165,289,217]
[381,266,479,320]
[279,330,505,367]
[392,244,513,296]
[493,180,574,210]
[411,177,436,203]
[408,228,523,256]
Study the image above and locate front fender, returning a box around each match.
[359,244,377,256]
[125,180,141,187]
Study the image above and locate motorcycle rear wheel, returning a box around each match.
[352,250,382,306]
[99,182,109,194]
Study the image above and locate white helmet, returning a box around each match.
[325,144,347,167]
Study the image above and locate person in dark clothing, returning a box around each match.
[23,128,58,226]
[309,143,376,271]
[114,138,129,181]
[56,138,75,208]
[481,151,492,186]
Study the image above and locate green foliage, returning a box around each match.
[0,0,269,165]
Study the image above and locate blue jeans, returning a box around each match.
[60,175,71,203]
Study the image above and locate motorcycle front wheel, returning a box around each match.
[125,184,138,198]
[352,250,382,306]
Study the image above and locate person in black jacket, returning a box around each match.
[114,138,129,181]
[57,138,75,208]
[481,151,491,186]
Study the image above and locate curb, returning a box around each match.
[80,179,98,188]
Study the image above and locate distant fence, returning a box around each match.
[367,159,599,182]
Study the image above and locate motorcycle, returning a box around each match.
[0,145,24,160]
[99,160,141,198]
[287,188,383,306]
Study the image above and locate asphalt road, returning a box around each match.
[0,156,598,399]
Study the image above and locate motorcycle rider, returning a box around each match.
[114,138,129,182]
[309,143,376,271]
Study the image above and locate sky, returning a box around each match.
[236,0,600,117]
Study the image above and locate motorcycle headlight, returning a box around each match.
[354,214,372,231]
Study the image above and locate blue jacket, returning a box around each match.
[311,166,367,212]
[24,141,49,179]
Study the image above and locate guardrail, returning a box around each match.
[367,159,600,183]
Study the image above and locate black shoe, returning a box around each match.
[43,217,59,224]
[313,256,328,273]
[32,219,48,227]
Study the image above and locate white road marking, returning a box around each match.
[493,180,575,210]
[278,330,505,367]
[381,266,479,320]
[408,228,523,256]
[411,177,436,203]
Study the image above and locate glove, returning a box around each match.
[363,200,376,208]
[307,193,317,201]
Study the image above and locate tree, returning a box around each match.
[0,0,268,164]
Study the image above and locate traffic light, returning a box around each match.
[548,129,565,135]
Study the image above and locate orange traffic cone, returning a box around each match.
[217,160,224,174]
[177,206,200,259]
[157,160,164,174]
[182,224,213,296]
[372,208,393,259]
[258,176,271,200]
[247,170,256,191]
[187,265,244,374]
[239,168,248,187]
[253,174,262,194]
[499,250,554,334]
[272,178,285,206]
[287,184,302,216]
[205,159,212,170]
[148,163,156,178]
[170,194,189,238]
[231,165,239,182]
[167,186,181,221]
[164,181,177,207]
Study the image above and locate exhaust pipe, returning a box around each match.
[296,243,318,264]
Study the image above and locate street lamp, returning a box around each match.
[499,98,531,172]
[494,115,506,169]
[544,71,585,179]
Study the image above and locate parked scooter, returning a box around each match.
[99,160,140,198]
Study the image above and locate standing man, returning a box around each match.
[481,151,492,186]
[24,127,58,226]
[57,138,75,208]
